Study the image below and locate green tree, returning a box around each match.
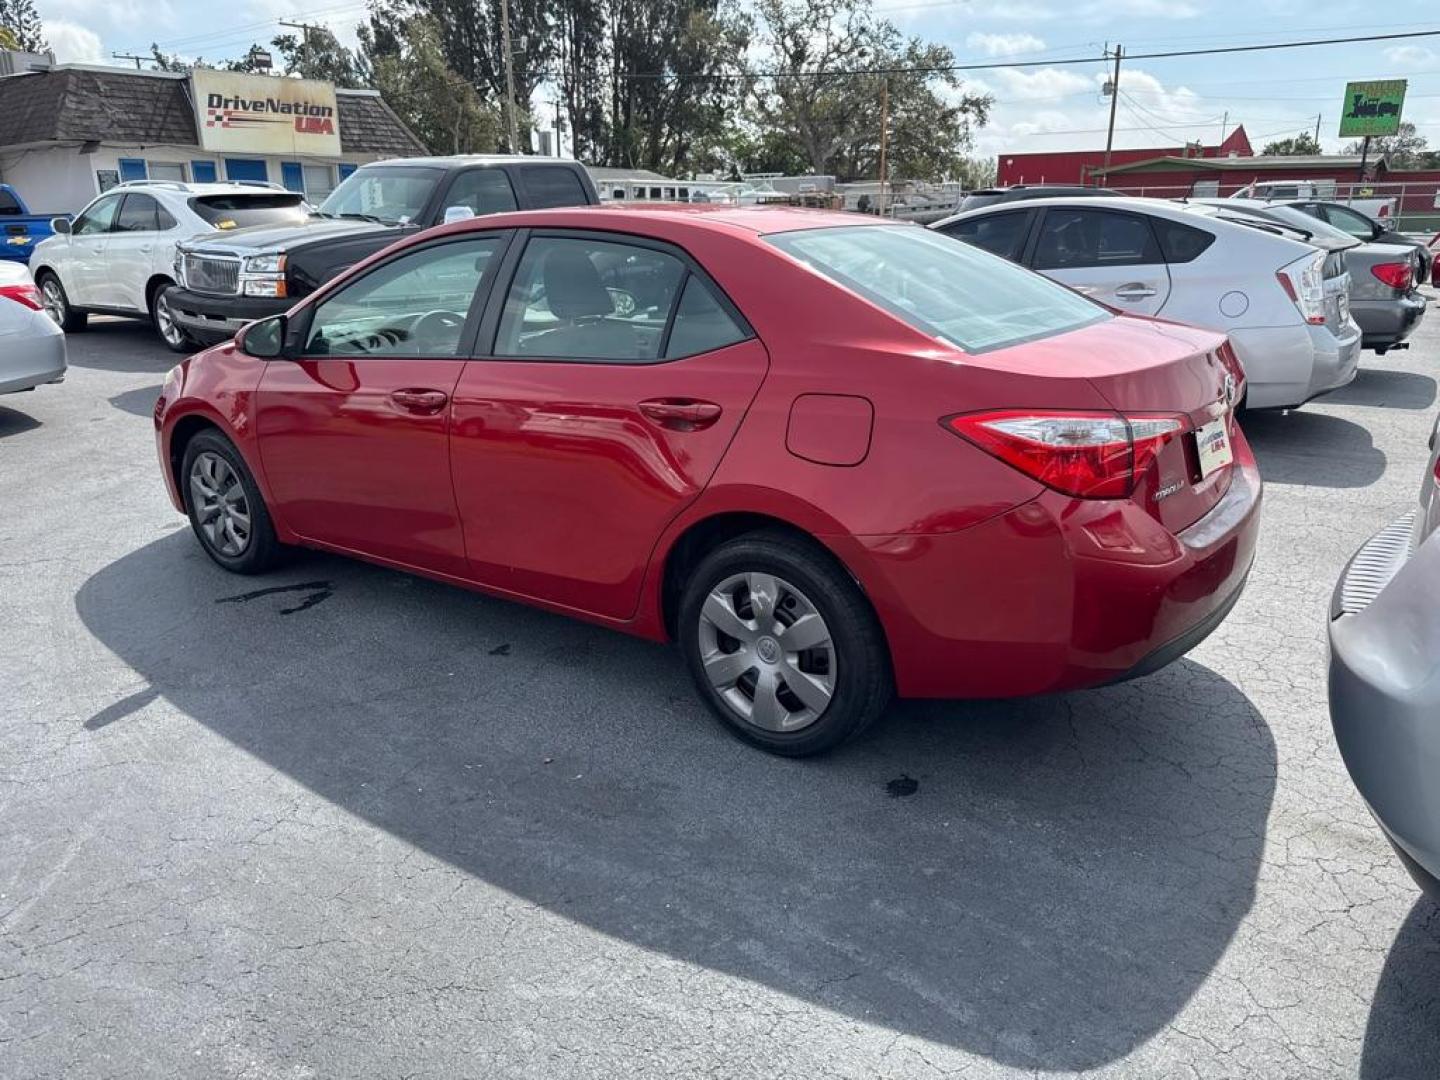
[361,14,500,154]
[0,0,45,53]
[1261,131,1321,156]
[272,26,366,87]
[1346,121,1429,169]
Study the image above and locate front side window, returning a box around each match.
[1033,209,1160,271]
[303,237,502,358]
[941,211,1028,262]
[444,169,519,217]
[520,166,588,210]
[73,195,121,236]
[317,165,439,225]
[494,236,687,362]
[769,224,1108,353]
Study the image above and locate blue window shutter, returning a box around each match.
[281,162,304,193]
[191,160,217,183]
[224,159,268,183]
[118,158,147,182]
[337,163,358,181]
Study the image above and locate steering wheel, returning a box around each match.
[411,309,466,352]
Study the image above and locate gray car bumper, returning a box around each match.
[0,323,66,394]
[1351,292,1427,351]
[1329,513,1440,897]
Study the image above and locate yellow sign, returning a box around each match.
[191,69,341,157]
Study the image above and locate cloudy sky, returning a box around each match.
[32,0,1440,157]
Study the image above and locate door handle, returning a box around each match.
[1115,284,1158,301]
[639,398,723,431]
[390,388,449,415]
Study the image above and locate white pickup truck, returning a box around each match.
[1229,180,1397,229]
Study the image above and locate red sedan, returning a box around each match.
[154,206,1261,756]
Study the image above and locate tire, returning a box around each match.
[180,430,281,575]
[151,282,196,354]
[36,271,87,332]
[678,531,893,756]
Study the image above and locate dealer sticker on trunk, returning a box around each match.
[1195,418,1234,479]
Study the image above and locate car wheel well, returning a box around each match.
[169,416,221,507]
[660,512,862,641]
[146,275,176,309]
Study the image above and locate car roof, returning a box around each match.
[935,194,1200,228]
[107,181,301,199]
[368,154,555,169]
[438,203,897,238]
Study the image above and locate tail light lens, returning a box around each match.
[946,410,1187,499]
[1276,251,1327,325]
[1371,261,1413,291]
[0,283,43,311]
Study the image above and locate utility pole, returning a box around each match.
[553,98,564,158]
[112,51,148,70]
[1314,113,1322,145]
[1102,44,1123,178]
[499,0,520,153]
[878,77,889,217]
[1220,110,1228,143]
[279,20,321,77]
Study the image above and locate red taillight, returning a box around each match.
[0,283,43,311]
[945,409,1187,499]
[1371,261,1413,291]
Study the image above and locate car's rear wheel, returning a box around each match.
[679,531,893,756]
[36,272,86,332]
[181,430,281,574]
[151,283,195,353]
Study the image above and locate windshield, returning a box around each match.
[769,225,1109,352]
[189,194,308,230]
[317,166,439,225]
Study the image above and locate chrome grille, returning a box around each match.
[1338,511,1417,616]
[182,254,239,296]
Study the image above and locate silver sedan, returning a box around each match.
[1329,413,1440,898]
[0,261,65,395]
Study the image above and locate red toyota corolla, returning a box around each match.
[155,205,1261,756]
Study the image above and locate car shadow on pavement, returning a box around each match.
[63,319,179,373]
[1361,899,1440,1079]
[0,404,41,438]
[1241,409,1387,488]
[1322,367,1438,411]
[75,534,1277,1072]
[108,385,161,418]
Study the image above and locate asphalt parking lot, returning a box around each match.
[2,312,1439,1079]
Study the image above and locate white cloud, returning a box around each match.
[1384,45,1435,68]
[1085,0,1200,16]
[991,66,1095,101]
[965,32,1046,57]
[45,19,104,63]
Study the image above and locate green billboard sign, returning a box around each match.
[1339,80,1407,138]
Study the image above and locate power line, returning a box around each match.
[622,27,1440,81]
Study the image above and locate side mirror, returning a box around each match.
[236,314,287,359]
[443,205,476,225]
[51,217,71,235]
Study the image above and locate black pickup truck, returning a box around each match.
[169,155,600,346]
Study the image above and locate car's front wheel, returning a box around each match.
[36,271,86,332]
[151,283,195,353]
[181,430,281,574]
[679,531,893,756]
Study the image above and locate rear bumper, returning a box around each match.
[1229,321,1360,410]
[854,428,1262,698]
[1329,516,1440,897]
[1352,292,1426,350]
[0,315,66,394]
[168,289,291,342]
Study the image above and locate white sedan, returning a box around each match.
[29,180,307,352]
[933,195,1363,410]
[0,261,65,395]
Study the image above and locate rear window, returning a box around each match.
[189,194,308,229]
[769,225,1108,353]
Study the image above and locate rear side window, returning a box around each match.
[116,194,161,232]
[189,194,308,230]
[444,169,519,217]
[941,211,1028,262]
[769,225,1107,353]
[520,166,589,209]
[665,276,747,358]
[1153,218,1216,263]
[1033,209,1160,270]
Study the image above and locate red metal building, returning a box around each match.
[995,127,1253,186]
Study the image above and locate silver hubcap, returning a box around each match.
[155,290,183,346]
[189,452,251,557]
[698,572,838,733]
[41,279,64,325]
